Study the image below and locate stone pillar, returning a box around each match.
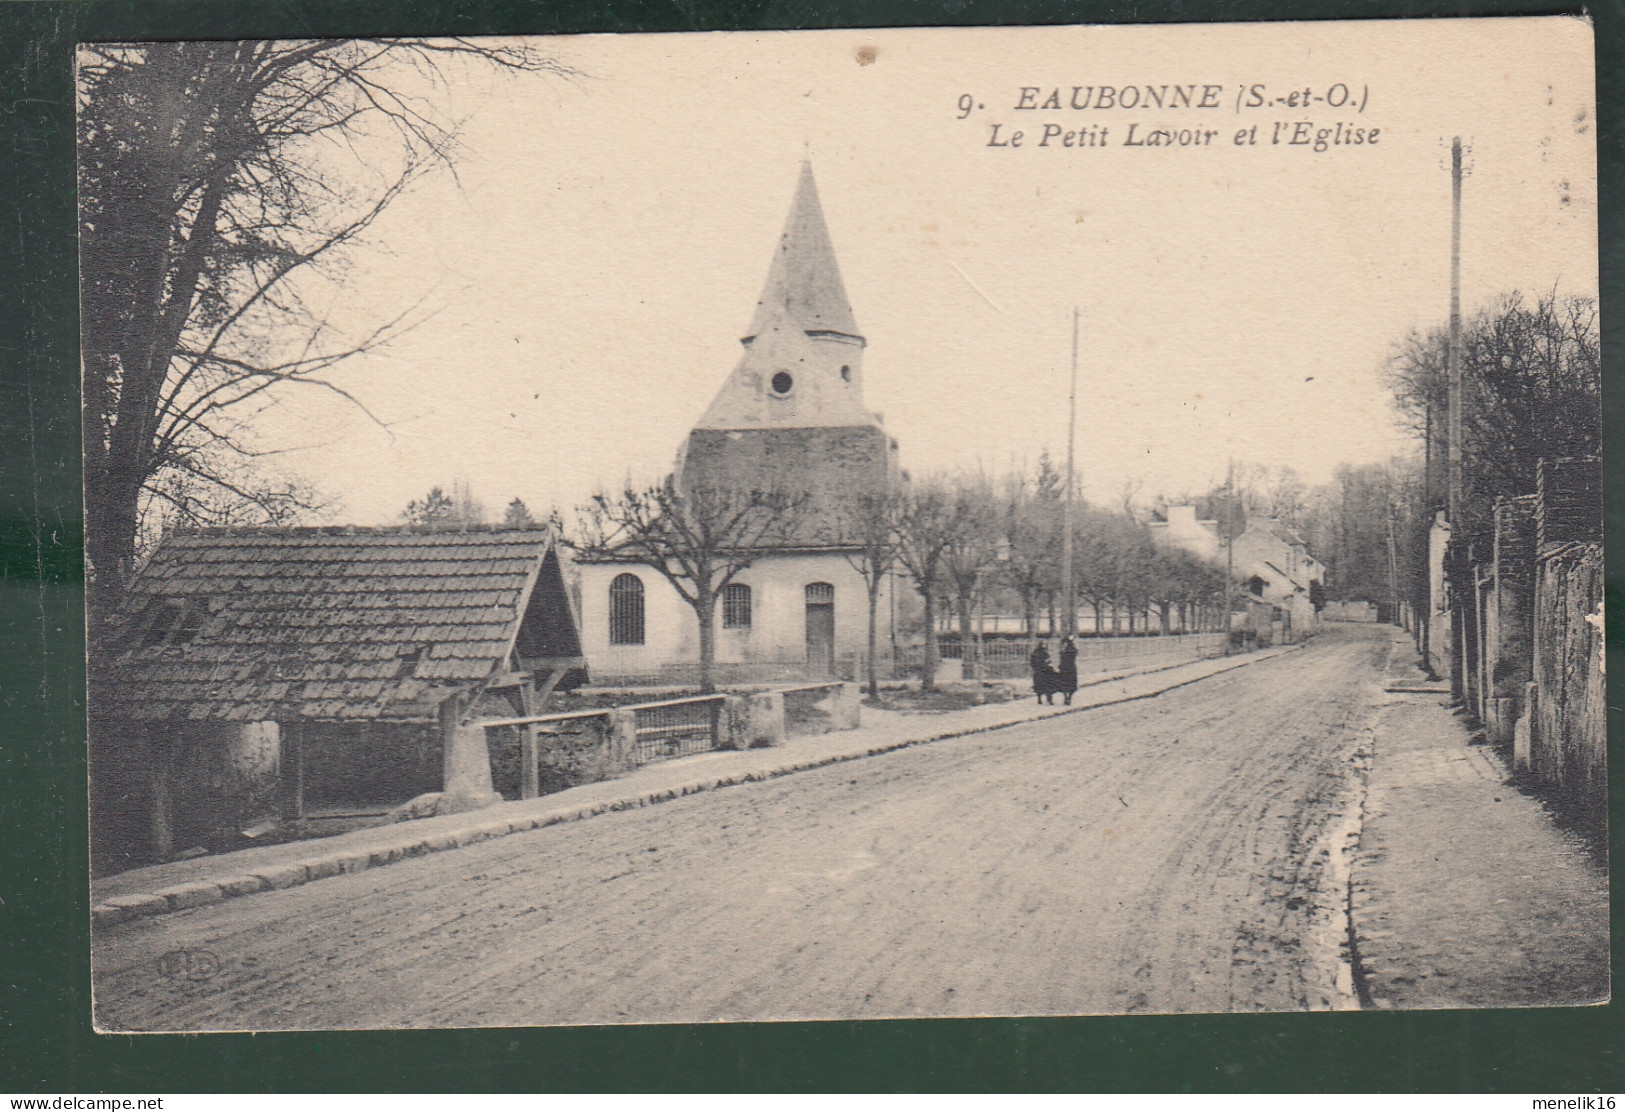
[438,696,502,814]
[1512,681,1537,772]
[607,709,638,770]
[744,691,785,748]
[723,695,751,750]
[226,720,281,828]
[829,683,862,731]
[228,721,280,787]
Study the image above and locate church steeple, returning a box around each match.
[692,163,875,432]
[743,161,863,346]
[678,163,899,510]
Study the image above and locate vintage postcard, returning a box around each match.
[81,18,1604,1030]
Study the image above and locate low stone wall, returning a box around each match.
[1323,601,1379,623]
[479,684,862,804]
[781,682,862,738]
[486,711,638,799]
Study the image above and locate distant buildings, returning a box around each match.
[1149,506,1325,643]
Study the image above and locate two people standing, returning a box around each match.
[1029,637,1079,705]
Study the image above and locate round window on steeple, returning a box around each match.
[771,371,794,395]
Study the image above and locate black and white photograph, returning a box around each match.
[80,18,1605,1031]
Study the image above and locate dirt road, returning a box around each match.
[94,626,1389,1030]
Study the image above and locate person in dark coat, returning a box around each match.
[1057,637,1079,705]
[1029,643,1057,704]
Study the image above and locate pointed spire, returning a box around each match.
[744,162,861,343]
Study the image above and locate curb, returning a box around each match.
[92,640,1307,928]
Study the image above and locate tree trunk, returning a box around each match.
[956,593,974,677]
[85,472,145,629]
[1160,601,1172,636]
[696,593,718,694]
[1021,591,1038,651]
[921,588,939,692]
[865,580,882,699]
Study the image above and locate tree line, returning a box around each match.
[570,457,1237,697]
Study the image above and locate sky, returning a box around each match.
[248,17,1598,525]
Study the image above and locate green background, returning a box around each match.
[2,0,1620,1092]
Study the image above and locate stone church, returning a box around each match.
[577,163,904,683]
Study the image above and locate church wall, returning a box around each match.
[576,554,892,681]
[680,425,898,544]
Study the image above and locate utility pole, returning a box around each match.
[1447,137,1463,523]
[1223,458,1237,654]
[1386,495,1400,624]
[1446,136,1466,701]
[1061,307,1079,642]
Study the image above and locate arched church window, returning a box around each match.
[770,371,793,395]
[1247,575,1266,598]
[609,573,645,645]
[840,365,851,382]
[722,583,752,629]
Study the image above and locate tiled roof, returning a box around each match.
[94,526,558,723]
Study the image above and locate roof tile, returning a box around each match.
[96,529,561,723]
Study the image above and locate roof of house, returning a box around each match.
[94,525,580,724]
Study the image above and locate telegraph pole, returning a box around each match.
[1223,458,1237,654]
[1447,137,1463,523]
[1061,307,1079,642]
[1446,136,1465,701]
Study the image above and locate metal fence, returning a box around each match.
[481,693,730,799]
[629,694,727,765]
[588,660,844,688]
[908,632,1227,680]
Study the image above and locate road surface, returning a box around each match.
[94,625,1388,1030]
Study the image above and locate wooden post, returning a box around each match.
[147,725,175,861]
[282,719,305,821]
[520,681,540,801]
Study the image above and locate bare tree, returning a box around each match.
[573,480,806,693]
[998,469,1059,648]
[1387,291,1600,532]
[78,39,572,623]
[838,491,904,699]
[894,481,961,692]
[942,479,1002,685]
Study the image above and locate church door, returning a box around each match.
[804,582,835,678]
